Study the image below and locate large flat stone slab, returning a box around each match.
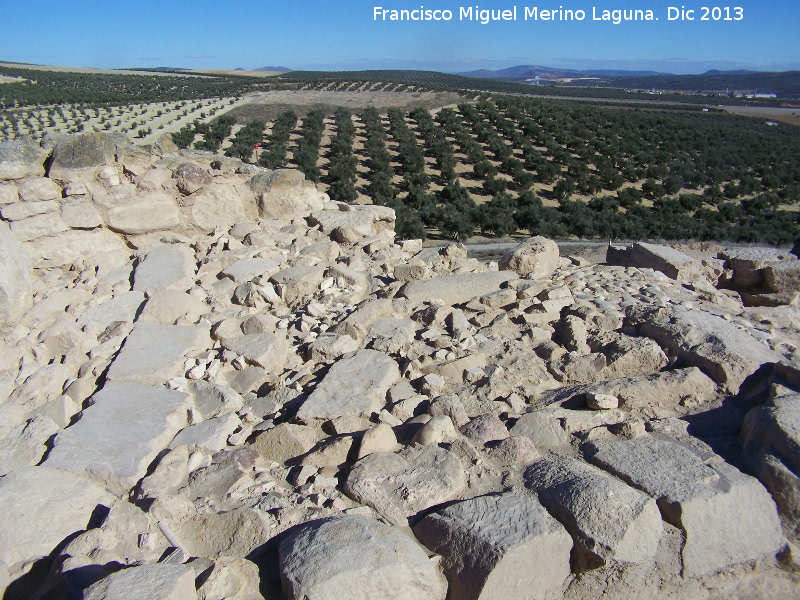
[533,367,717,414]
[105,321,209,386]
[24,228,126,268]
[83,564,197,600]
[280,516,446,600]
[45,381,192,495]
[607,242,710,283]
[0,220,32,325]
[221,332,290,373]
[297,349,400,422]
[106,192,180,234]
[525,455,662,570]
[344,445,466,526]
[0,467,114,570]
[414,492,572,600]
[76,291,145,330]
[589,435,784,577]
[133,244,196,292]
[629,306,782,393]
[400,271,518,307]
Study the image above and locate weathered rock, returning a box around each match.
[190,183,249,232]
[270,265,326,305]
[394,263,428,282]
[309,209,374,240]
[415,492,571,600]
[720,247,796,287]
[412,415,457,446]
[133,244,196,292]
[429,395,469,427]
[297,349,400,422]
[590,435,784,577]
[0,416,59,476]
[165,507,272,559]
[279,516,447,600]
[48,132,119,178]
[485,436,539,465]
[76,291,145,330]
[630,306,782,393]
[742,393,800,541]
[107,192,180,234]
[525,455,663,570]
[600,335,668,380]
[1,199,59,221]
[138,289,208,325]
[24,228,126,268]
[249,169,324,219]
[358,423,399,458]
[61,200,104,229]
[309,333,360,363]
[511,411,571,449]
[0,138,46,180]
[220,256,284,284]
[367,318,416,354]
[196,557,262,600]
[0,220,32,324]
[83,563,197,600]
[586,392,619,410]
[344,444,466,526]
[9,211,68,241]
[0,467,114,571]
[459,414,509,446]
[169,413,240,452]
[608,242,711,283]
[250,423,319,466]
[534,367,717,414]
[45,381,192,494]
[221,332,290,372]
[174,162,213,195]
[764,261,800,293]
[105,321,209,386]
[401,271,518,307]
[332,298,393,340]
[498,236,559,279]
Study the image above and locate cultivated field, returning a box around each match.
[1,65,798,245]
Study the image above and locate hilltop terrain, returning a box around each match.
[0,132,799,599]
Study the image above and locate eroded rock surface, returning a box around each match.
[0,134,798,599]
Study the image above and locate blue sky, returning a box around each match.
[2,1,798,73]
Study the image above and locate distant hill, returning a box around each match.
[256,66,292,72]
[458,65,662,80]
[456,64,800,98]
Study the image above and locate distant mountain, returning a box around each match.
[256,66,292,72]
[458,65,578,80]
[459,65,664,80]
[703,69,757,75]
[581,69,662,76]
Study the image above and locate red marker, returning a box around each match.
[254,143,260,149]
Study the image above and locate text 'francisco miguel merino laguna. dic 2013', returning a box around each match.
[373,6,745,24]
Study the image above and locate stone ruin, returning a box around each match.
[0,131,799,599]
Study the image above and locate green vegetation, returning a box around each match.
[225,119,266,161]
[0,66,270,108]
[259,110,297,169]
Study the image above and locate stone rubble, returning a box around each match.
[0,132,798,599]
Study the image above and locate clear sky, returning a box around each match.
[2,1,798,73]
